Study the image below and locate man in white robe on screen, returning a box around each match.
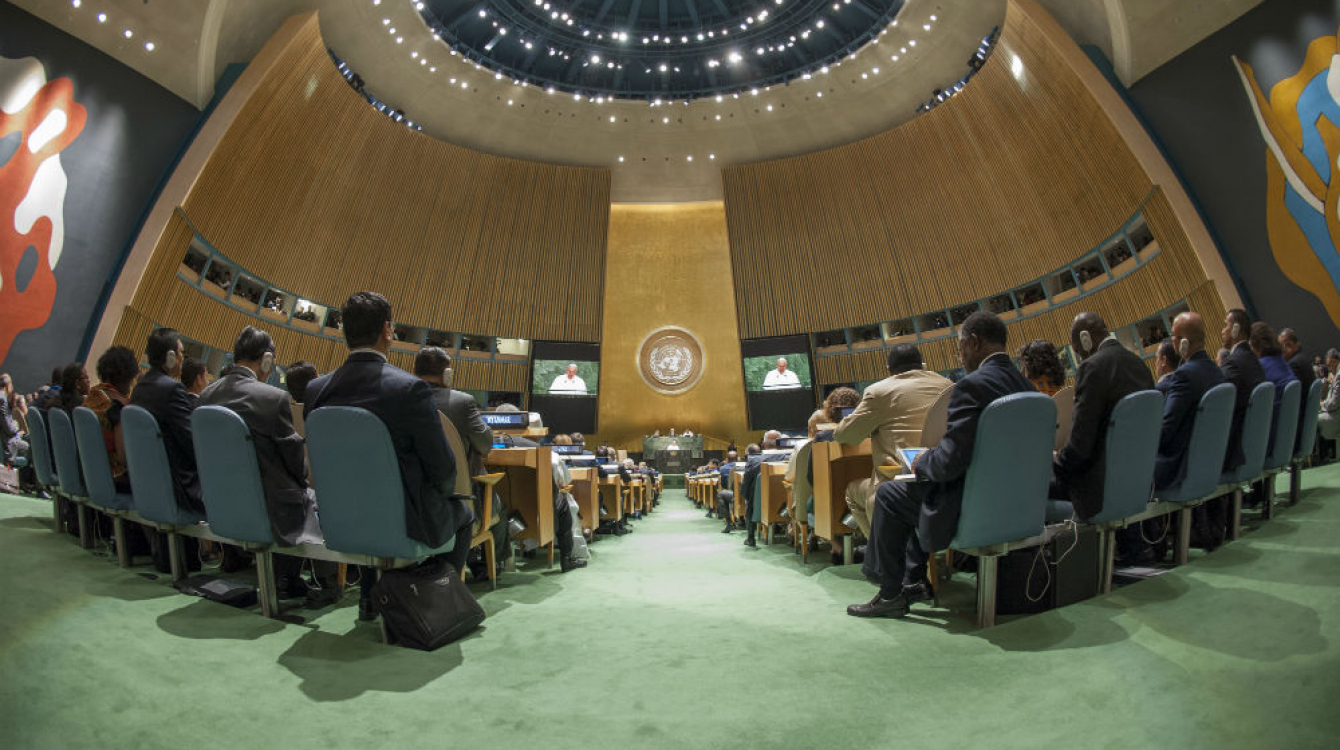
[549,364,587,394]
[762,358,802,390]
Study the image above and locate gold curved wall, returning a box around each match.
[723,0,1231,344]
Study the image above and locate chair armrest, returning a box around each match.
[472,472,505,486]
[874,464,901,479]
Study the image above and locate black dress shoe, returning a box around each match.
[901,581,934,605]
[560,556,588,573]
[276,576,311,599]
[612,526,630,536]
[720,524,734,534]
[304,584,342,608]
[743,536,757,548]
[847,593,909,619]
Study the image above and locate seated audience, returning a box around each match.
[413,346,509,579]
[1154,312,1225,490]
[57,362,90,414]
[1154,339,1181,384]
[849,312,1033,619]
[30,366,63,413]
[180,358,208,400]
[1278,328,1316,452]
[547,435,587,570]
[83,346,139,494]
[1,372,29,470]
[835,346,951,569]
[1050,312,1154,522]
[1221,309,1266,474]
[284,361,318,404]
[198,327,323,600]
[720,445,756,532]
[304,292,475,620]
[132,328,204,515]
[1251,322,1298,454]
[1017,339,1066,396]
[736,430,782,547]
[713,450,738,521]
[1319,349,1340,456]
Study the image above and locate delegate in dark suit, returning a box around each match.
[431,386,493,478]
[198,364,320,544]
[1154,350,1225,490]
[1220,341,1265,472]
[304,351,469,550]
[1051,337,1155,520]
[869,353,1034,596]
[131,368,203,514]
[1286,348,1315,449]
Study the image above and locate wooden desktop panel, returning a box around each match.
[810,440,871,543]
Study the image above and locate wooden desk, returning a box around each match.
[732,469,744,522]
[597,474,624,526]
[759,462,790,542]
[811,439,872,562]
[568,467,598,535]
[486,447,555,564]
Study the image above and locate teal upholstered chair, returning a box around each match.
[47,407,92,547]
[1220,382,1274,539]
[1153,382,1234,564]
[1086,390,1164,592]
[25,409,62,532]
[1288,378,1324,503]
[72,406,138,567]
[1257,380,1301,521]
[121,405,206,580]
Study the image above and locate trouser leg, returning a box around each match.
[870,481,923,600]
[845,479,875,538]
[555,492,575,557]
[272,553,303,583]
[716,490,732,522]
[445,522,472,572]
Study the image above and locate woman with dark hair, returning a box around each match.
[1017,340,1066,396]
[57,362,90,413]
[84,346,140,493]
[1155,339,1182,384]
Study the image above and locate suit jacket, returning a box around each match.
[1259,354,1299,455]
[738,452,766,507]
[1052,338,1155,520]
[835,369,953,489]
[431,386,493,478]
[912,353,1034,552]
[1221,341,1265,472]
[198,365,319,544]
[1286,350,1315,448]
[130,368,203,514]
[1155,350,1226,489]
[304,351,466,548]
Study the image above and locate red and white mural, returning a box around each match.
[0,55,86,364]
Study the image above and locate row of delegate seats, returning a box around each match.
[26,403,501,635]
[691,378,1322,627]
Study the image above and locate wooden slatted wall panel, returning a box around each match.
[176,19,610,343]
[813,207,1227,383]
[723,0,1161,339]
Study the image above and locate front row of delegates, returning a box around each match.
[847,306,1302,618]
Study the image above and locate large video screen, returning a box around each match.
[531,359,600,396]
[529,341,600,434]
[740,335,816,431]
[743,353,813,392]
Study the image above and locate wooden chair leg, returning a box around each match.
[548,541,555,568]
[113,516,130,568]
[337,563,347,588]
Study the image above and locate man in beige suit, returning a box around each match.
[834,345,952,561]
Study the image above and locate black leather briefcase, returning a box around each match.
[372,561,485,650]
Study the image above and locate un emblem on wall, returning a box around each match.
[637,326,706,395]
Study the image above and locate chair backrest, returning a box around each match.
[1224,381,1275,483]
[306,406,443,559]
[1264,380,1302,471]
[290,401,305,436]
[46,408,87,498]
[1295,378,1324,461]
[1052,385,1076,453]
[438,413,474,496]
[785,439,814,517]
[121,405,205,526]
[72,407,133,511]
[919,387,953,446]
[1161,383,1236,501]
[1089,390,1163,525]
[951,392,1056,550]
[191,405,275,545]
[25,408,58,487]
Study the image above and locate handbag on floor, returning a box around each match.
[372,561,485,651]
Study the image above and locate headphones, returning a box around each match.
[441,366,454,389]
[1078,330,1093,355]
[1231,322,1242,341]
[163,349,178,372]
[259,351,275,378]
[1178,337,1191,358]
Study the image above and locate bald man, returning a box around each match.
[1051,312,1154,520]
[1155,312,1226,490]
[762,358,801,390]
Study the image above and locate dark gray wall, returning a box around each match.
[1129,0,1340,356]
[0,4,198,392]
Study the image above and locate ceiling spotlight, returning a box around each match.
[930,14,937,21]
[507,99,513,105]
[766,104,773,111]
[816,20,825,29]
[924,24,931,31]
[382,18,390,25]
[709,153,716,159]
[687,155,693,161]
[574,93,582,100]
[461,81,469,89]
[609,116,616,122]
[144,41,155,52]
[123,28,133,39]
[591,54,600,64]
[714,114,721,120]
[662,117,669,123]
[728,53,741,64]
[97,12,106,22]
[71,0,81,7]
[618,156,625,162]
[388,27,396,34]
[658,63,668,72]
[909,39,916,46]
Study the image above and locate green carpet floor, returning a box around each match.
[1,469,1338,749]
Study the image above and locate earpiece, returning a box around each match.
[163,350,178,372]
[1231,322,1242,340]
[441,367,454,389]
[1178,338,1190,358]
[1078,330,1093,354]
[260,351,275,378]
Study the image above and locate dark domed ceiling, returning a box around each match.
[417,0,905,99]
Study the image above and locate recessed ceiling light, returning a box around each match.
[709,154,716,159]
[97,12,107,23]
[144,41,155,52]
[618,156,625,162]
[123,29,133,39]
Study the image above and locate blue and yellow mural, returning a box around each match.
[1237,30,1340,328]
